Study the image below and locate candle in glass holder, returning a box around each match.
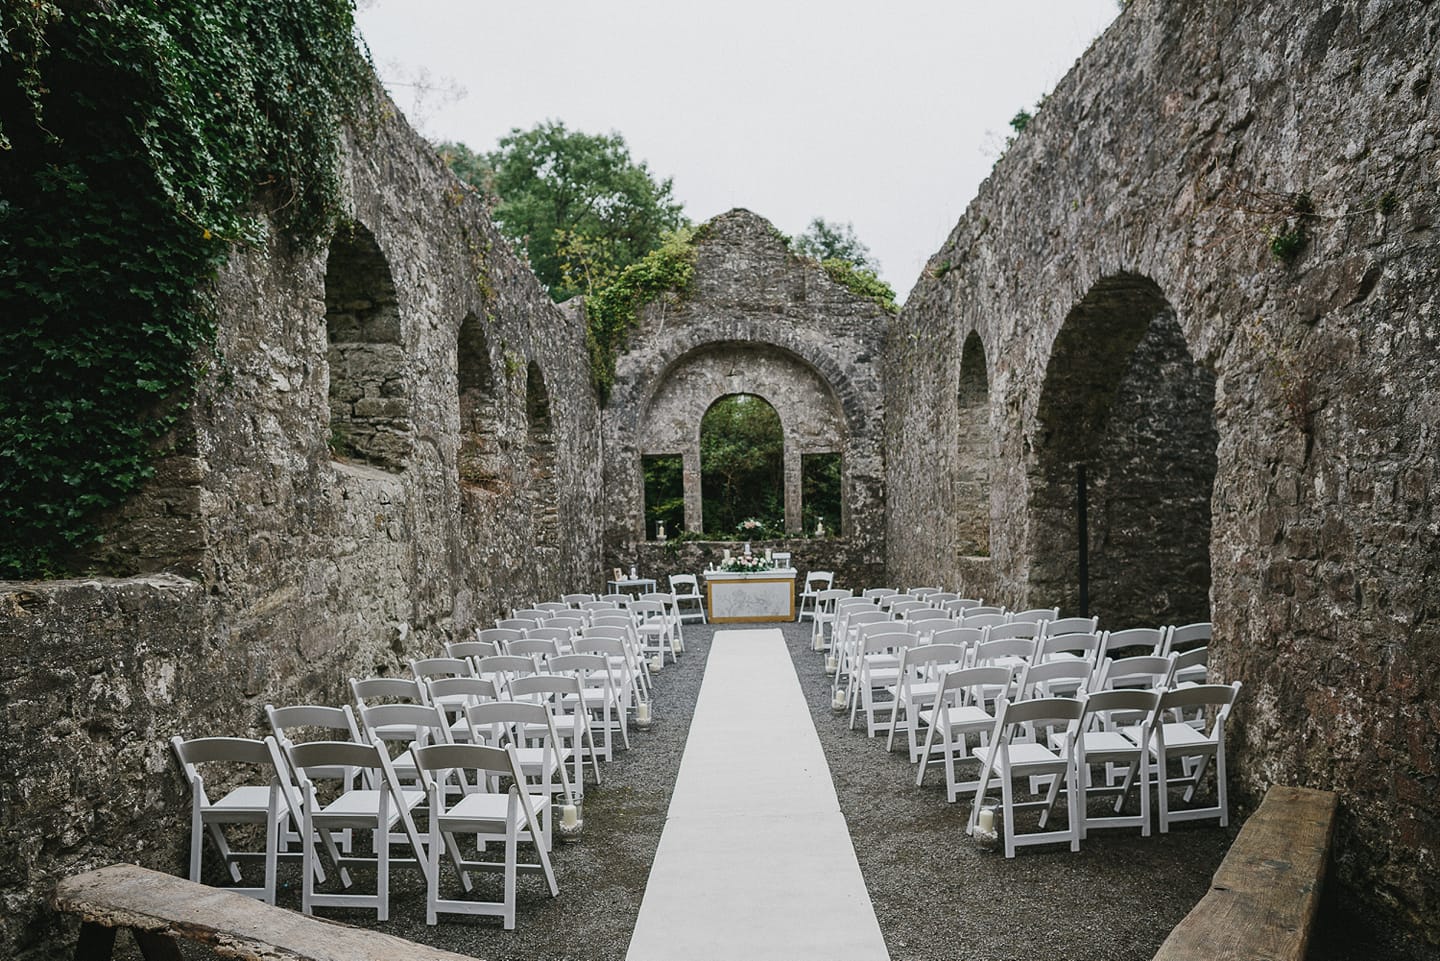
[977,808,995,833]
[562,804,578,828]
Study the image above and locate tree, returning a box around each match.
[436,141,493,200]
[793,217,879,273]
[700,394,785,535]
[445,120,688,302]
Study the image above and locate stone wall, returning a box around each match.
[603,209,889,583]
[886,0,1438,940]
[0,99,605,956]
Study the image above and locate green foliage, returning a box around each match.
[793,217,879,273]
[820,259,899,314]
[700,394,784,535]
[436,141,493,199]
[642,454,685,539]
[1009,109,1034,134]
[585,226,701,401]
[1269,191,1315,262]
[0,0,373,577]
[475,121,688,303]
[801,452,842,536]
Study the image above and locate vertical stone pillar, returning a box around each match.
[683,447,703,534]
[784,441,802,533]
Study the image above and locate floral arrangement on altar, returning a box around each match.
[736,518,768,535]
[719,552,774,573]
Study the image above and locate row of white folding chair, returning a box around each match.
[960,682,1242,856]
[281,700,562,926]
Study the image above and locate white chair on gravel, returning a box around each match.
[885,642,969,758]
[848,629,914,735]
[632,598,678,666]
[412,741,558,929]
[811,588,853,650]
[285,739,427,921]
[670,574,708,625]
[968,697,1084,857]
[550,651,629,760]
[798,571,834,622]
[509,672,602,787]
[913,665,1015,802]
[1133,682,1241,832]
[1072,689,1161,838]
[171,735,304,905]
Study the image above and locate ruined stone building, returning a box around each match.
[1,0,1436,955]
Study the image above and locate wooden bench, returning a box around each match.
[1152,784,1339,961]
[54,863,475,961]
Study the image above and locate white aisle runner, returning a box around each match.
[625,629,890,961]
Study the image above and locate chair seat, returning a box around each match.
[316,789,423,828]
[919,704,994,731]
[1077,730,1141,757]
[973,741,1066,770]
[207,786,287,818]
[443,791,552,827]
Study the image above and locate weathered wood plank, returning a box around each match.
[54,863,477,961]
[1153,785,1338,961]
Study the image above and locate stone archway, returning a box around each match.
[955,330,991,557]
[639,341,847,539]
[1028,273,1216,626]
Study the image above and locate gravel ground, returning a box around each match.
[166,621,1433,961]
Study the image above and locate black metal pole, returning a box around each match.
[1077,464,1089,617]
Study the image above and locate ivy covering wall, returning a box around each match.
[0,0,373,577]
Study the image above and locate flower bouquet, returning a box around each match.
[719,553,774,573]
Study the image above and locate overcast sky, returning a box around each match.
[354,1,1120,303]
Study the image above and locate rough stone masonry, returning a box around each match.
[1,0,1437,955]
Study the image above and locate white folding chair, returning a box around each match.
[412,741,558,929]
[811,587,853,650]
[510,672,602,787]
[1133,682,1240,832]
[171,735,302,904]
[848,629,914,735]
[885,642,968,758]
[1100,626,1168,658]
[670,573,708,624]
[550,652,628,760]
[914,665,1016,802]
[1072,689,1161,838]
[1163,621,1213,655]
[797,571,835,622]
[465,700,575,852]
[286,739,427,920]
[968,697,1084,857]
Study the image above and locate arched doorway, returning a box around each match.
[955,330,991,556]
[1028,274,1216,626]
[700,393,784,537]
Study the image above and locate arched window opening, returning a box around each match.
[1029,274,1216,626]
[457,314,501,492]
[801,452,842,535]
[324,222,411,471]
[642,454,685,540]
[526,361,558,547]
[700,394,784,537]
[956,331,991,556]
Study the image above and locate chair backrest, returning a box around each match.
[1080,688,1162,734]
[562,593,596,607]
[574,636,627,658]
[1036,632,1103,663]
[411,742,524,801]
[497,617,540,632]
[1166,622,1213,654]
[476,654,540,682]
[860,630,912,657]
[925,592,959,606]
[1169,646,1209,681]
[426,675,501,708]
[985,621,1038,643]
[545,616,586,633]
[1016,658,1094,700]
[995,695,1084,731]
[770,551,791,568]
[904,607,952,624]
[961,612,1009,630]
[599,593,633,607]
[357,702,450,748]
[936,665,1016,703]
[447,639,500,661]
[536,601,571,614]
[972,637,1039,666]
[476,627,525,647]
[1154,681,1239,736]
[630,599,665,620]
[1008,607,1061,625]
[898,643,967,681]
[1041,615,1099,638]
[512,608,551,623]
[410,656,474,684]
[1102,627,1167,658]
[266,704,362,747]
[581,600,622,613]
[525,627,573,647]
[509,672,583,704]
[173,735,288,776]
[1095,654,1174,691]
[670,574,700,595]
[465,701,568,792]
[941,597,985,614]
[508,638,562,660]
[843,609,890,638]
[350,676,424,709]
[863,587,899,601]
[804,571,835,591]
[927,626,986,650]
[888,598,928,616]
